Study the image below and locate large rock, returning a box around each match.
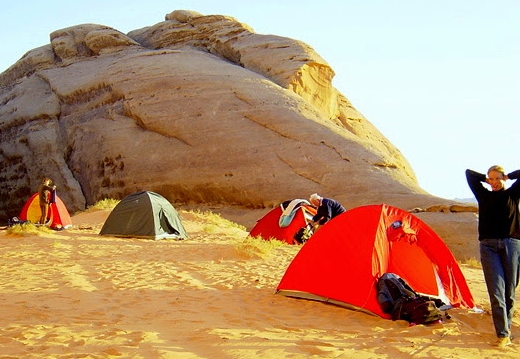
[0,10,460,232]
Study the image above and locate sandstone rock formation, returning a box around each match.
[0,10,469,241]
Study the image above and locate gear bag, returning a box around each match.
[377,273,444,325]
[293,223,314,244]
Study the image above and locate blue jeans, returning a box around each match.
[480,238,520,338]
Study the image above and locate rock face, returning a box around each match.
[1,10,449,223]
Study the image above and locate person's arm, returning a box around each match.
[312,212,324,224]
[506,170,520,180]
[318,215,330,225]
[311,211,321,223]
[318,200,333,225]
[312,204,329,225]
[506,170,520,197]
[466,169,487,198]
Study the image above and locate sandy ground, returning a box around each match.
[0,208,518,358]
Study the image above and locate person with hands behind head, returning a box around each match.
[466,166,520,348]
[308,193,346,230]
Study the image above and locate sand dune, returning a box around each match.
[0,208,518,358]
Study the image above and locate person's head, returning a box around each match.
[309,193,322,207]
[42,177,52,185]
[487,165,505,191]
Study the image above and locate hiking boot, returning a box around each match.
[495,336,511,348]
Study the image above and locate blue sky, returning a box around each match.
[2,0,519,200]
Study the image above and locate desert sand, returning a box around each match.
[0,208,518,358]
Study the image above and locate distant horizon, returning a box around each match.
[453,196,477,203]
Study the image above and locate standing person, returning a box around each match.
[308,193,346,227]
[38,178,56,225]
[466,166,520,348]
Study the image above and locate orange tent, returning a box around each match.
[19,193,72,230]
[276,204,475,318]
[249,200,316,244]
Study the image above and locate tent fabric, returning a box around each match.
[19,193,72,229]
[249,202,316,244]
[276,204,475,318]
[279,199,310,227]
[100,191,188,240]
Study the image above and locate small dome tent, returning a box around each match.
[100,191,187,240]
[276,204,475,318]
[19,193,72,230]
[249,199,316,244]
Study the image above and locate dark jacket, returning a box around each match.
[466,169,520,240]
[312,198,346,225]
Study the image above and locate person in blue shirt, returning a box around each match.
[466,166,520,348]
[308,193,346,227]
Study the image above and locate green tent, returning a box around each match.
[100,191,188,240]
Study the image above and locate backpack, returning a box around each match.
[396,296,443,325]
[377,273,444,325]
[293,223,314,244]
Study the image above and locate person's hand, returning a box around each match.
[504,175,509,181]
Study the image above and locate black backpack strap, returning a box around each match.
[391,297,407,321]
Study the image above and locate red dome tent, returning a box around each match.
[276,204,475,318]
[249,200,316,244]
[19,193,72,230]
